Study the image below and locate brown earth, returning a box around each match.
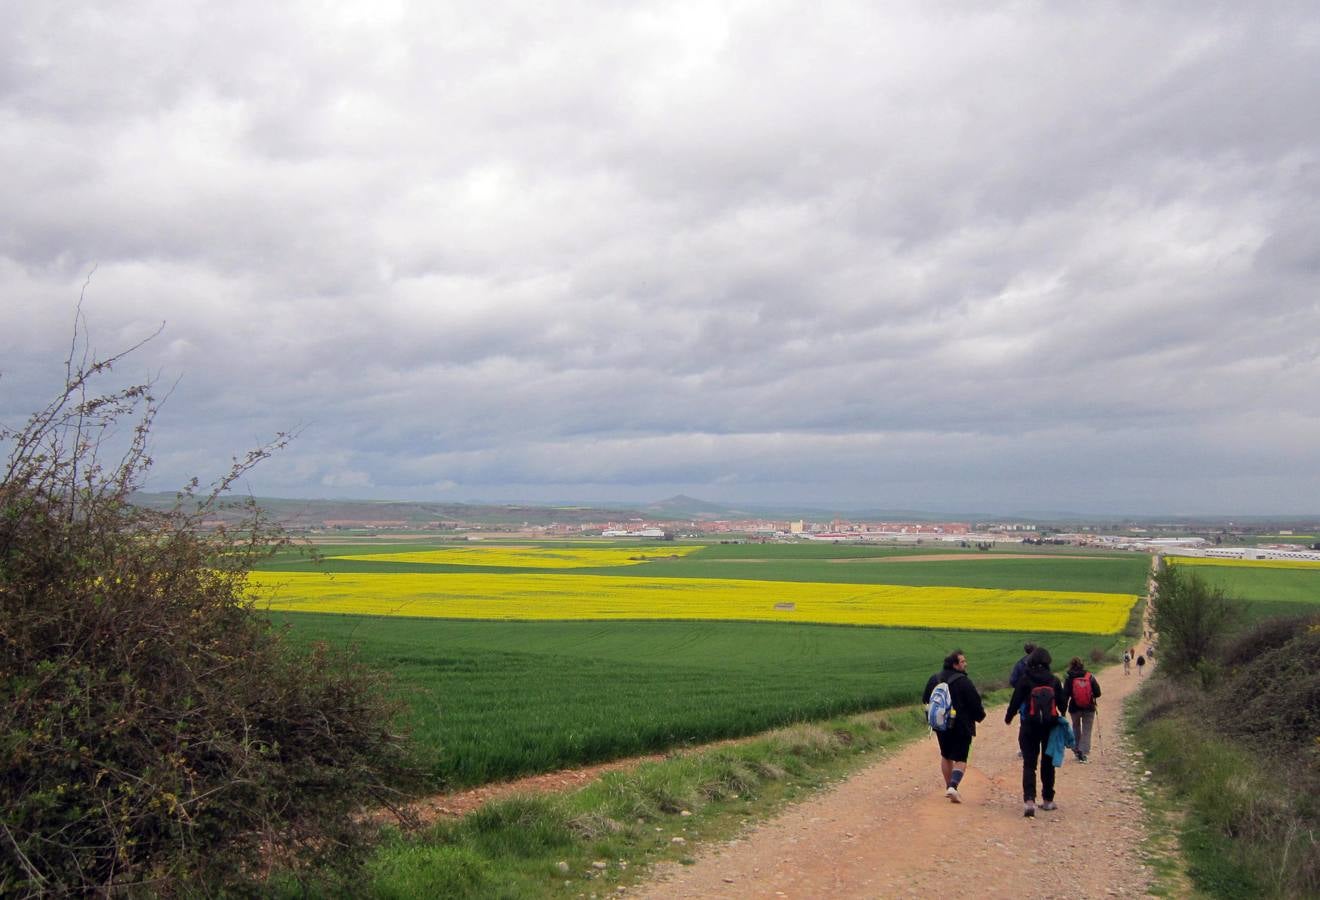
[366,755,669,826]
[370,737,753,826]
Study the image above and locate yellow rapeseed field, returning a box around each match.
[248,571,1134,634]
[328,545,702,569]
[1165,556,1320,571]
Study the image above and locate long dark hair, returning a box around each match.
[1027,646,1052,669]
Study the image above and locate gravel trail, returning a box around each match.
[632,653,1161,899]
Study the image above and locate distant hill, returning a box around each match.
[643,495,733,518]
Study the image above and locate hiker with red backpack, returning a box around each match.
[1005,646,1066,818]
[1062,656,1101,762]
[922,649,986,803]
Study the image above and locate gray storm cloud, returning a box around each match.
[2,1,1318,514]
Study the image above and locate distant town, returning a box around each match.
[130,492,1320,560]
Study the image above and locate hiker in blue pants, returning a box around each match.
[1005,646,1066,818]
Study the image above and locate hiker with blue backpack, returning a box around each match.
[922,649,986,803]
[1005,646,1067,818]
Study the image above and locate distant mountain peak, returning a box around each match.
[645,494,729,514]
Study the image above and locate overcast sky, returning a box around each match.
[3,2,1318,516]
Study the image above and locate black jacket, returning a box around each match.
[1062,666,1101,714]
[1005,664,1065,732]
[923,667,986,737]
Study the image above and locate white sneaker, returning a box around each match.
[1040,800,1058,811]
[1023,801,1036,818]
[946,786,961,803]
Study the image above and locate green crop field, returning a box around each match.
[1167,561,1320,622]
[273,612,1114,787]
[637,553,1148,593]
[256,540,1149,595]
[262,540,1143,788]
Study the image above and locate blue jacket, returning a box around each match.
[1009,655,1030,688]
[1046,715,1076,767]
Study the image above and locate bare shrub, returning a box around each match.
[0,318,413,894]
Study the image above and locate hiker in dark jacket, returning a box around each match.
[1062,657,1101,762]
[1008,641,1037,760]
[922,649,986,804]
[1005,646,1066,818]
[1008,641,1036,689]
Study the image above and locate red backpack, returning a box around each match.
[1071,673,1094,709]
[1027,683,1058,727]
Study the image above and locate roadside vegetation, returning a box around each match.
[270,707,931,898]
[1132,562,1319,898]
[0,326,411,895]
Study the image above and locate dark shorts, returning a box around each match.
[936,729,973,762]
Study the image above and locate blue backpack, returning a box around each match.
[928,674,963,732]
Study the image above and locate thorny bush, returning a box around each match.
[1,319,413,895]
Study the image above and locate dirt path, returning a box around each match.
[633,653,1160,899]
[372,736,752,825]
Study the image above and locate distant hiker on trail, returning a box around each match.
[1005,646,1066,818]
[1137,654,1146,677]
[1062,657,1100,762]
[1123,650,1131,675]
[922,650,986,804]
[1009,641,1036,689]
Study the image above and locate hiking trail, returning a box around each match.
[631,651,1164,899]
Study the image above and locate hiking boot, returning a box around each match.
[1078,752,1088,763]
[1040,800,1058,811]
[1023,801,1036,818]
[945,786,961,803]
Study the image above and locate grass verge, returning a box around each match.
[1130,678,1319,898]
[271,706,930,898]
[1122,695,1196,898]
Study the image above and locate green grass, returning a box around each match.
[1135,711,1300,898]
[688,542,964,559]
[634,553,1148,592]
[1170,564,1320,622]
[273,612,1113,788]
[270,708,931,898]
